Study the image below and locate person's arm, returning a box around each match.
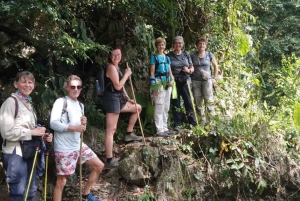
[0,98,32,141]
[149,55,157,94]
[106,64,131,91]
[50,98,69,132]
[50,98,84,133]
[183,52,194,74]
[211,58,219,79]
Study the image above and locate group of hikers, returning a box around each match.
[0,36,218,201]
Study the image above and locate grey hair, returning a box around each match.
[173,36,184,45]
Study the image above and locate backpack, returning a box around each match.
[95,66,112,98]
[153,54,171,77]
[0,96,19,151]
[60,96,83,123]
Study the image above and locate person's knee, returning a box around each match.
[95,161,104,173]
[106,125,117,135]
[137,104,142,113]
[55,176,67,189]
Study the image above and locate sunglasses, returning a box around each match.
[70,85,82,90]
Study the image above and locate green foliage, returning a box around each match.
[138,185,155,201]
[294,102,300,130]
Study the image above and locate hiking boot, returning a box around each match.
[157,132,169,137]
[104,158,119,169]
[82,192,101,201]
[164,130,175,135]
[125,133,142,142]
[173,126,181,132]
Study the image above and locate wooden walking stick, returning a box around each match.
[126,62,146,145]
[79,130,83,200]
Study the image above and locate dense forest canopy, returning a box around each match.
[1,0,300,199]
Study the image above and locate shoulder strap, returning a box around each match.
[61,97,69,123]
[10,96,19,118]
[153,54,159,71]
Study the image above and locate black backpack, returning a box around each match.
[0,96,18,151]
[95,66,112,98]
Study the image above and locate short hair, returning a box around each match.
[196,37,207,46]
[155,37,166,47]
[63,75,82,89]
[107,46,124,63]
[15,71,35,83]
[172,36,184,45]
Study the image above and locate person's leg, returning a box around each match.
[120,101,142,132]
[152,90,166,134]
[202,79,215,122]
[53,150,78,201]
[53,175,68,201]
[2,150,28,201]
[163,87,172,132]
[181,83,197,126]
[171,83,183,128]
[81,145,104,196]
[192,80,206,123]
[105,113,120,158]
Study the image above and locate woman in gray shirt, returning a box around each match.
[167,36,197,130]
[191,37,218,124]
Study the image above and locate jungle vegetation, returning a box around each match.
[1,0,300,200]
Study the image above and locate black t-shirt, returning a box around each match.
[167,51,193,77]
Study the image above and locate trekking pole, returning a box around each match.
[126,62,146,145]
[187,81,199,126]
[79,130,84,200]
[44,141,52,201]
[24,146,40,201]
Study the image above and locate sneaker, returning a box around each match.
[104,158,119,169]
[124,133,143,142]
[157,132,169,137]
[173,126,181,131]
[164,130,175,135]
[82,192,101,201]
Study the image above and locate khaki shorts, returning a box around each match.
[54,144,97,175]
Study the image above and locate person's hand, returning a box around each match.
[31,127,46,136]
[128,99,136,104]
[124,67,132,77]
[182,66,189,73]
[81,115,87,125]
[152,91,158,96]
[167,81,174,87]
[212,78,217,88]
[76,125,86,132]
[44,133,53,142]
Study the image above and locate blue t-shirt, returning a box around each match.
[150,54,171,83]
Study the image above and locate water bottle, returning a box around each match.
[95,80,101,96]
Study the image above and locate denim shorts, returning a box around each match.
[102,92,127,113]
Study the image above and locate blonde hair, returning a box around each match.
[15,71,35,83]
[63,75,82,89]
[155,37,166,47]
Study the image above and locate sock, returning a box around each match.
[126,131,133,135]
[106,158,113,163]
[82,193,89,198]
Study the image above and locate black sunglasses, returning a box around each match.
[70,85,82,90]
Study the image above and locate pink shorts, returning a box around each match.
[54,143,97,175]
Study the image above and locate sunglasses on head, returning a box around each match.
[70,85,82,90]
